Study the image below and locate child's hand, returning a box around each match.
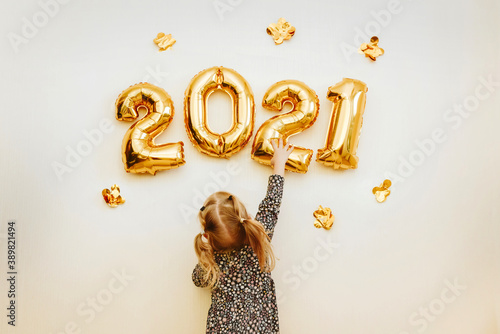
[270,138,293,176]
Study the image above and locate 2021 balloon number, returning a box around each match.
[115,83,185,175]
[251,80,319,174]
[316,78,368,170]
[184,67,255,158]
[115,67,367,175]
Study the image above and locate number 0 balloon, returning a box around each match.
[184,66,255,158]
[316,78,368,169]
[115,83,185,175]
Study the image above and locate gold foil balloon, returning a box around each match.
[316,78,368,169]
[102,184,125,208]
[153,32,176,51]
[358,36,384,61]
[267,18,295,45]
[251,80,319,173]
[313,205,335,230]
[115,82,185,175]
[184,66,255,158]
[372,179,391,203]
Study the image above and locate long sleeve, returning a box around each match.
[255,174,285,240]
[192,263,209,288]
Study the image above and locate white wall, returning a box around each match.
[1,0,499,333]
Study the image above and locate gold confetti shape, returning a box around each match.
[313,205,335,230]
[372,179,391,203]
[154,32,176,52]
[102,184,125,208]
[266,18,295,45]
[358,36,384,61]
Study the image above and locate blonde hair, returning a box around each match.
[194,191,276,289]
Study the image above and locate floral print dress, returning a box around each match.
[192,174,285,334]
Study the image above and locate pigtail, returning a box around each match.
[231,196,276,273]
[241,218,276,272]
[194,231,219,288]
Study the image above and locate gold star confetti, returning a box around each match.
[358,36,384,61]
[154,32,176,52]
[372,179,391,203]
[313,205,335,230]
[102,184,125,208]
[266,18,295,45]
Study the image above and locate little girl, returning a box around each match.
[192,138,293,334]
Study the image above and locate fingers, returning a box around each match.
[270,138,282,149]
[270,137,293,151]
[280,138,293,152]
[270,138,278,150]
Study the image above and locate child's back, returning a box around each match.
[192,175,284,333]
[192,139,292,334]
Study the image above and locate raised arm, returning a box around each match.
[255,138,292,239]
[255,174,284,239]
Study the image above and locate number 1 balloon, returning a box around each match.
[316,78,368,169]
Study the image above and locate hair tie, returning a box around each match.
[240,217,245,223]
[228,195,233,200]
[200,206,205,211]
